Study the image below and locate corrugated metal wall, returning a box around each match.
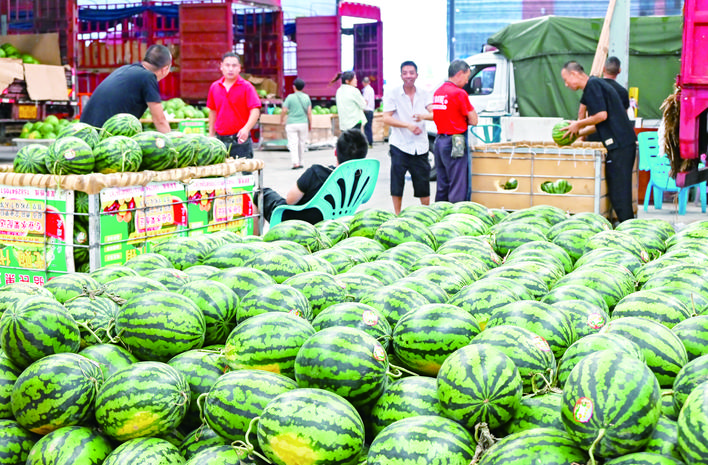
[449,0,683,59]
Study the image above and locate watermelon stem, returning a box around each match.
[470,422,497,464]
[587,428,606,465]
[387,362,420,379]
[75,320,107,345]
[232,416,272,464]
[196,392,208,424]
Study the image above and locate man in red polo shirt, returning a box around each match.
[431,59,478,202]
[207,52,262,159]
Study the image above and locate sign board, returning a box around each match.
[178,120,207,135]
[186,174,255,236]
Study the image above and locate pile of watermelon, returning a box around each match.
[13,113,228,176]
[1,201,708,464]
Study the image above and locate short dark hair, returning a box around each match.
[401,60,418,72]
[143,45,171,69]
[448,59,470,78]
[293,78,305,91]
[605,56,621,75]
[336,129,368,164]
[222,52,240,62]
[340,71,356,84]
[563,61,585,73]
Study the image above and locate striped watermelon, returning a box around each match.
[0,295,81,369]
[369,376,443,436]
[367,415,475,464]
[613,289,691,328]
[101,113,142,139]
[374,217,437,250]
[375,241,436,270]
[396,276,448,304]
[446,278,528,327]
[177,280,239,345]
[642,263,708,303]
[0,351,22,419]
[184,445,243,465]
[392,303,480,376]
[410,252,488,282]
[583,229,650,262]
[243,248,311,284]
[437,212,490,235]
[359,283,429,326]
[238,283,312,323]
[477,427,589,465]
[134,131,179,171]
[170,132,200,167]
[148,267,191,291]
[348,259,407,285]
[676,380,708,464]
[499,257,565,290]
[482,266,549,300]
[223,312,316,378]
[95,361,189,441]
[64,296,119,348]
[437,344,522,430]
[57,122,100,148]
[202,136,228,166]
[603,452,685,465]
[312,247,360,273]
[643,416,680,460]
[425,220,470,247]
[264,219,327,253]
[102,275,168,303]
[11,353,103,434]
[550,300,610,341]
[553,263,636,310]
[507,240,574,273]
[672,354,708,413]
[294,326,388,408]
[316,219,349,246]
[0,419,38,464]
[574,246,644,275]
[348,208,396,238]
[183,264,220,280]
[336,272,385,302]
[102,437,184,465]
[202,241,269,269]
[551,227,597,262]
[601,316,688,387]
[436,235,501,269]
[152,236,213,271]
[78,343,138,380]
[541,283,610,313]
[202,369,297,442]
[557,332,645,387]
[44,273,100,304]
[301,253,337,274]
[672,315,708,361]
[406,265,470,296]
[45,136,95,175]
[283,271,348,317]
[561,350,661,460]
[451,200,497,227]
[209,266,276,300]
[502,392,564,435]
[257,388,365,465]
[13,143,49,174]
[398,204,443,226]
[662,389,679,421]
[25,426,113,465]
[93,135,142,173]
[487,300,575,359]
[179,424,230,461]
[634,251,706,288]
[430,200,455,215]
[167,349,228,430]
[124,252,174,274]
[470,324,557,393]
[312,302,391,350]
[491,221,548,256]
[334,235,387,260]
[115,291,206,361]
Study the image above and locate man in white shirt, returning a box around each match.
[361,76,376,147]
[382,61,434,214]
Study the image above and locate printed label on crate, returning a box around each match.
[178,120,207,135]
[186,174,255,236]
[0,185,71,276]
[99,181,187,266]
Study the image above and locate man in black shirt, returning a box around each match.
[602,56,630,111]
[561,61,637,223]
[256,129,369,224]
[80,44,171,132]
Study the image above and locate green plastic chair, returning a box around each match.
[269,158,380,226]
[469,124,502,144]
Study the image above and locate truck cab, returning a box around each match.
[464,50,517,118]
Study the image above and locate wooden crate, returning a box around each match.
[470,141,638,218]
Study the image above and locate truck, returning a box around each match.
[427,14,682,145]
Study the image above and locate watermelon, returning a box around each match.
[176,280,238,345]
[492,221,548,256]
[45,136,95,175]
[102,275,168,303]
[44,273,100,303]
[263,219,327,253]
[552,120,578,145]
[183,264,220,280]
[410,252,487,282]
[369,376,443,436]
[95,361,189,441]
[258,388,364,465]
[551,227,597,262]
[316,219,349,246]
[13,143,49,174]
[392,303,480,376]
[242,247,311,284]
[64,296,119,347]
[202,369,297,442]
[502,392,564,435]
[149,267,191,291]
[348,259,407,285]
[203,136,228,166]
[123,252,174,274]
[348,208,396,238]
[152,236,212,271]
[78,343,138,380]
[134,131,179,171]
[437,212,490,235]
[612,289,691,328]
[0,351,22,419]
[102,437,185,465]
[374,217,437,250]
[101,113,142,139]
[183,445,243,465]
[367,415,475,464]
[574,246,644,275]
[398,204,443,226]
[202,241,270,269]
[170,132,200,167]
[437,344,522,430]
[451,201,497,227]
[477,428,588,465]
[376,241,436,270]
[446,278,529,326]
[294,326,388,408]
[483,266,549,300]
[0,295,81,369]
[312,302,391,350]
[283,271,348,317]
[11,353,103,434]
[238,283,312,322]
[672,315,708,361]
[223,311,316,378]
[676,380,708,464]
[437,235,501,269]
[25,425,113,465]
[541,283,610,313]
[583,229,650,262]
[507,240,574,273]
[643,416,681,461]
[561,350,661,460]
[553,263,636,310]
[602,452,685,465]
[359,283,430,326]
[115,291,206,361]
[406,265,470,296]
[57,122,100,148]
[209,266,276,300]
[551,300,610,341]
[672,354,708,412]
[396,276,448,304]
[497,257,565,289]
[179,424,230,460]
[0,419,38,464]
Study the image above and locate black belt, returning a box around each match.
[438,133,465,137]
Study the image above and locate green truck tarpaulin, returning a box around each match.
[487,15,683,120]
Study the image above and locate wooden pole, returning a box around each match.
[590,0,617,77]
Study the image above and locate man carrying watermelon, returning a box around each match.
[560,61,637,224]
[254,129,369,225]
[430,59,479,203]
[207,52,262,159]
[80,45,171,133]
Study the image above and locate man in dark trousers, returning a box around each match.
[80,44,171,132]
[561,61,637,224]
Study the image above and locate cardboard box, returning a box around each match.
[0,33,70,101]
[244,74,278,97]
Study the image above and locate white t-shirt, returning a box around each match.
[362,84,376,111]
[383,85,432,155]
